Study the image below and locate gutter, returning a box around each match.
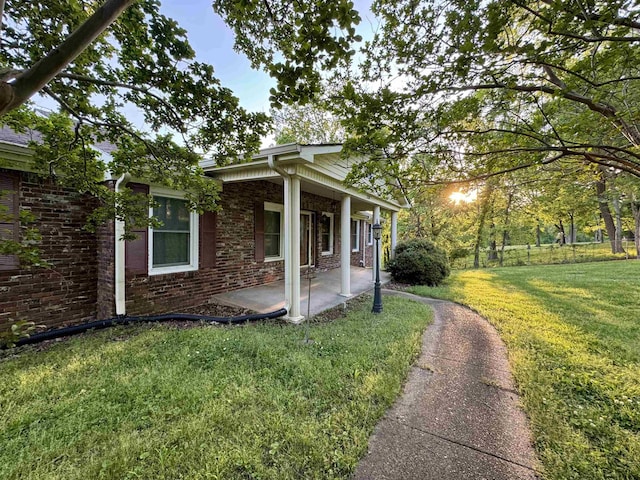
[114,173,131,316]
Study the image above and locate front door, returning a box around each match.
[300,212,315,267]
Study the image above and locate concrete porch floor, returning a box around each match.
[212,267,391,318]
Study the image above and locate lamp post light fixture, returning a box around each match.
[372,222,383,314]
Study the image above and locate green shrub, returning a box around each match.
[388,239,450,286]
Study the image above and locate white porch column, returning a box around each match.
[288,175,303,322]
[390,211,398,260]
[372,205,381,281]
[114,218,126,315]
[340,194,352,297]
[282,177,291,311]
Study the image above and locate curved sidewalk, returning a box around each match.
[354,291,541,480]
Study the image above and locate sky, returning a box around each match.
[158,0,276,115]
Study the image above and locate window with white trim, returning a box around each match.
[350,218,360,252]
[264,202,284,261]
[367,222,373,245]
[320,212,334,255]
[149,189,198,275]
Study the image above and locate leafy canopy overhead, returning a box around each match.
[336,0,640,183]
[0,0,361,235]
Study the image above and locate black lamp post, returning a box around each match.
[372,222,383,313]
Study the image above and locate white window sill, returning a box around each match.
[265,256,284,263]
[321,251,333,256]
[149,264,198,276]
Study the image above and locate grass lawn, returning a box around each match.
[0,296,431,480]
[409,261,640,479]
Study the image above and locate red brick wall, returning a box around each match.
[126,181,281,314]
[0,172,371,328]
[125,181,350,315]
[0,170,99,330]
[96,221,115,319]
[301,191,341,271]
[350,219,374,268]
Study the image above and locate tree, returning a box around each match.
[271,103,345,145]
[336,0,640,182]
[0,0,362,238]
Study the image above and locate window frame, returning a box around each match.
[148,187,199,276]
[264,201,284,262]
[320,212,334,256]
[0,171,20,271]
[350,218,360,252]
[367,222,374,246]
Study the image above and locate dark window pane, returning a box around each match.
[320,214,331,252]
[265,210,280,234]
[265,233,280,257]
[154,197,190,231]
[351,220,358,250]
[321,234,330,252]
[153,232,190,266]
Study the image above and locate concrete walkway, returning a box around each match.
[212,267,390,317]
[354,290,541,480]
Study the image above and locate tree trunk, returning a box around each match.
[488,222,498,260]
[499,193,513,267]
[555,219,566,245]
[535,219,541,247]
[612,195,625,254]
[568,212,575,244]
[594,215,602,243]
[596,174,621,253]
[410,210,423,238]
[473,186,493,268]
[632,199,640,260]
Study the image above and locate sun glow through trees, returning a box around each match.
[449,190,477,204]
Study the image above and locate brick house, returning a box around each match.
[1,134,405,331]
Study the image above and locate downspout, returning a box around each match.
[267,155,291,314]
[114,173,131,316]
[362,220,366,267]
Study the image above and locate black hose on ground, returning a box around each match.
[9,308,288,348]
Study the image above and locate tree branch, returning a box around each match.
[445,81,640,146]
[538,0,640,30]
[0,0,6,39]
[42,85,163,165]
[58,71,192,146]
[0,0,135,115]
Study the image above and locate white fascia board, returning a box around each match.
[201,143,342,173]
[211,165,279,183]
[298,144,343,162]
[300,144,342,156]
[256,143,302,157]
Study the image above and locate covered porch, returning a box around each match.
[203,143,405,323]
[212,266,391,317]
